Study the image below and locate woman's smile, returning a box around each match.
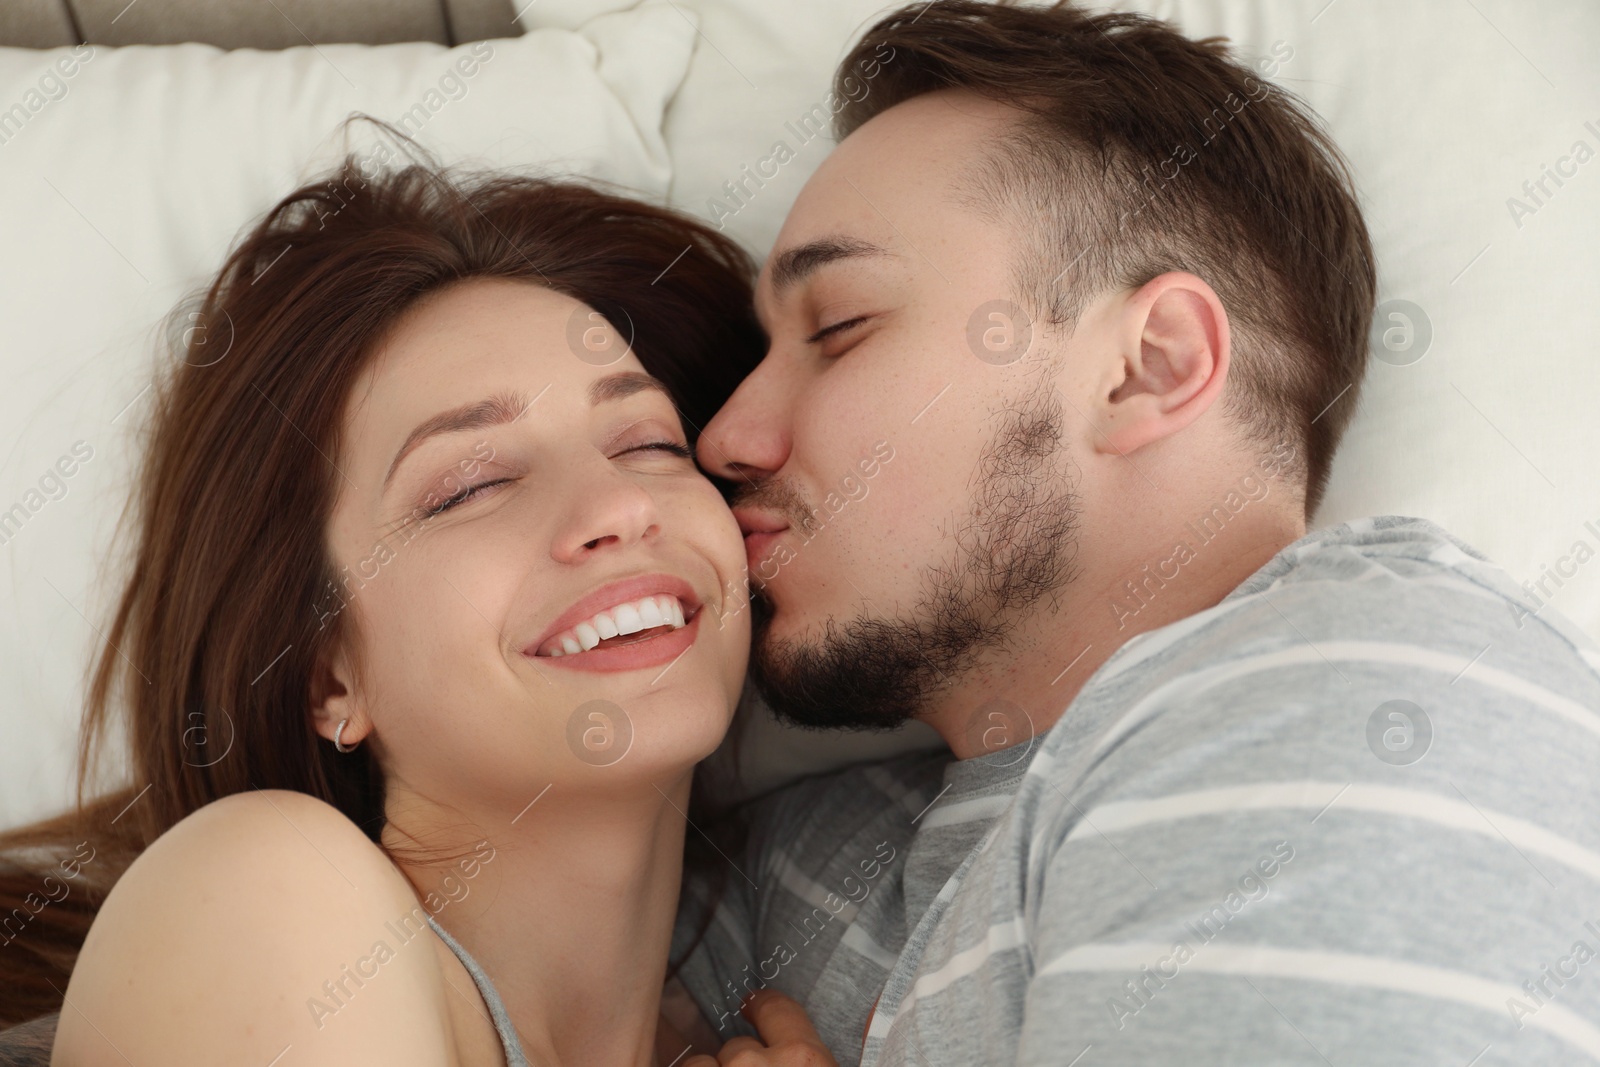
[524,572,708,672]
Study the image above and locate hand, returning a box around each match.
[681,989,838,1067]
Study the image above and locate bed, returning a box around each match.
[1,0,1597,1054]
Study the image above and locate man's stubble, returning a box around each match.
[747,375,1082,732]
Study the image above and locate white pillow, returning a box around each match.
[525,0,1600,796]
[521,0,905,255]
[0,6,698,828]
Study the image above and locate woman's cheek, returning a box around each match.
[682,476,747,576]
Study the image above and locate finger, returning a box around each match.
[715,1036,766,1062]
[682,1057,718,1067]
[740,989,826,1048]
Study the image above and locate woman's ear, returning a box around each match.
[1096,271,1231,456]
[309,643,369,747]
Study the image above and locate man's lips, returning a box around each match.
[743,531,783,574]
[733,509,791,575]
[732,507,790,538]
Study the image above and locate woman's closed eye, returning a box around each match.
[423,477,513,517]
[420,441,690,518]
[620,440,693,460]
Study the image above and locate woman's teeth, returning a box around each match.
[539,594,689,657]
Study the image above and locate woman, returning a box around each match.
[0,151,820,1065]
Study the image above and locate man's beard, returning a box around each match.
[747,380,1082,732]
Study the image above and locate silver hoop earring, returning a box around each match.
[333,718,358,753]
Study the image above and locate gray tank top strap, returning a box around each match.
[425,913,532,1067]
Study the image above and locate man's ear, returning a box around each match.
[309,642,369,747]
[1095,271,1230,456]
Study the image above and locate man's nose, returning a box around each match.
[697,357,793,483]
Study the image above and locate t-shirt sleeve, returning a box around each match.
[1014,597,1600,1065]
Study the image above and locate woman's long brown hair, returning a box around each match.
[0,138,763,1026]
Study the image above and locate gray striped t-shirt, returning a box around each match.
[672,516,1600,1065]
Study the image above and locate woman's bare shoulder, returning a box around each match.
[133,789,404,894]
[52,790,458,1067]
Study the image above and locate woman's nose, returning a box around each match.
[548,471,660,563]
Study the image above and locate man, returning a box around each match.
[669,2,1600,1065]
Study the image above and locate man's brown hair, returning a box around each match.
[835,0,1376,516]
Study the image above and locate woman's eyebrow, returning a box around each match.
[383,388,535,489]
[588,370,671,406]
[382,374,668,491]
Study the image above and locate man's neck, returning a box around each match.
[921,509,1306,759]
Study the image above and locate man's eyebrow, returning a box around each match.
[383,373,671,492]
[767,236,893,300]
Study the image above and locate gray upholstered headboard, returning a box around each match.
[0,0,521,48]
